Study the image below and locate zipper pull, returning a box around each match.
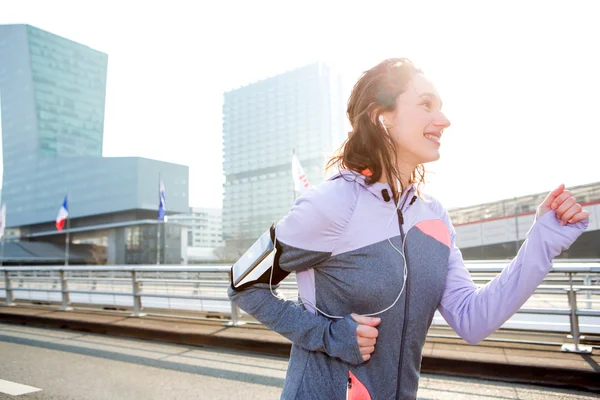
[397,209,404,225]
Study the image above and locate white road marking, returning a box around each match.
[0,379,42,396]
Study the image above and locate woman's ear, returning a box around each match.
[375,113,390,136]
[369,108,391,135]
[369,107,383,126]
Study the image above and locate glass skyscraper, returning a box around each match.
[0,25,190,265]
[222,62,346,254]
[0,24,108,226]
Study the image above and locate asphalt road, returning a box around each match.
[0,322,596,400]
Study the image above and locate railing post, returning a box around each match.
[583,275,592,310]
[232,302,239,326]
[60,269,73,311]
[561,285,592,353]
[131,270,145,317]
[3,270,15,306]
[226,302,244,327]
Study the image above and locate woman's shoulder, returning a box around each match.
[310,170,363,205]
[420,192,452,221]
[419,192,457,234]
[275,172,361,250]
[288,173,361,223]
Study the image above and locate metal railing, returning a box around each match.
[1,262,599,354]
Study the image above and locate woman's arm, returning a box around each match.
[228,180,366,364]
[229,283,363,363]
[438,202,588,344]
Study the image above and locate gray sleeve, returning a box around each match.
[228,283,364,365]
[228,182,362,364]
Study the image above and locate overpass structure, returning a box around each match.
[448,181,600,259]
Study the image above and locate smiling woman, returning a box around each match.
[229,58,589,400]
[327,58,450,204]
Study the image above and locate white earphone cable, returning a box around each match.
[269,192,411,319]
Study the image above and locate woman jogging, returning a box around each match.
[228,58,589,400]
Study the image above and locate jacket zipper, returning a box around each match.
[346,376,351,400]
[395,192,414,400]
[347,371,372,400]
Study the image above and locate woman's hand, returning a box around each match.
[537,184,589,225]
[351,313,380,361]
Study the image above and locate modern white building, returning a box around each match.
[221,62,346,253]
[169,207,223,263]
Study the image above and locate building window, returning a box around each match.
[126,227,140,249]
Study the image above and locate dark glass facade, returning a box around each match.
[27,26,107,158]
[0,24,190,265]
[0,24,108,227]
[0,25,191,230]
[125,223,183,264]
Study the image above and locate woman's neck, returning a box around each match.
[377,165,414,193]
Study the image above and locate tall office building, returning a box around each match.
[0,25,189,265]
[222,63,346,254]
[0,24,108,226]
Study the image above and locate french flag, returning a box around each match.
[55,195,69,231]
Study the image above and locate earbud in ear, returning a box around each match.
[378,115,390,136]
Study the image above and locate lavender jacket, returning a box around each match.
[229,170,588,400]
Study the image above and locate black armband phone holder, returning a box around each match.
[230,224,290,290]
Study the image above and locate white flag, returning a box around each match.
[0,204,5,239]
[292,153,310,192]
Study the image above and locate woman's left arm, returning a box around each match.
[437,185,590,344]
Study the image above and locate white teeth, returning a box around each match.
[424,134,440,142]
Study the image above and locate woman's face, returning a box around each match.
[380,73,451,165]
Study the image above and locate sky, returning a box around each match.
[1,0,599,211]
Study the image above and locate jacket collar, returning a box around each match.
[328,169,416,204]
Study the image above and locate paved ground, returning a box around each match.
[1,305,597,370]
[0,323,598,400]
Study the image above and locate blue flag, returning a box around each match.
[158,180,166,221]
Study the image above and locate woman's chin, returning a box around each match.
[418,150,441,164]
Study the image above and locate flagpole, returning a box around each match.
[0,204,5,267]
[292,149,297,205]
[156,220,161,265]
[0,238,5,268]
[65,217,70,266]
[157,173,161,265]
[64,194,70,266]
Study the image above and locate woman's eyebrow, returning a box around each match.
[419,92,443,108]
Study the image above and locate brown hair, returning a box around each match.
[326,58,426,203]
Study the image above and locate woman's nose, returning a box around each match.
[435,111,451,129]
